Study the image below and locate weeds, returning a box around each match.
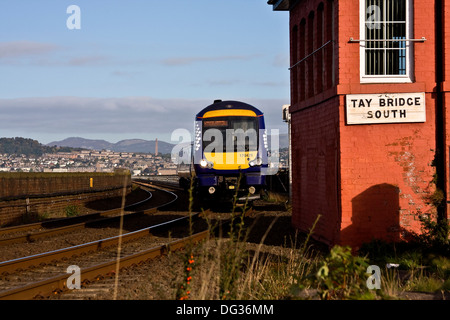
[64,204,81,217]
[405,270,444,293]
[218,174,250,300]
[176,250,196,300]
[414,213,450,253]
[357,212,450,298]
[314,245,373,300]
[176,174,196,300]
[174,174,449,301]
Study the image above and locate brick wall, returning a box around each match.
[287,0,444,250]
[339,94,436,249]
[290,0,338,112]
[0,171,130,200]
[442,0,450,216]
[0,188,128,227]
[0,171,131,226]
[336,0,439,249]
[290,96,341,246]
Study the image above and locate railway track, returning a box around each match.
[0,179,261,300]
[0,182,177,246]
[0,181,212,300]
[0,214,207,300]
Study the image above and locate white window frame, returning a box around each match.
[359,0,414,83]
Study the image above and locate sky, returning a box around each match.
[0,1,289,145]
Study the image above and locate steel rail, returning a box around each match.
[0,202,249,300]
[133,179,184,194]
[0,229,208,300]
[0,212,201,275]
[0,209,156,246]
[0,182,152,238]
[0,182,180,246]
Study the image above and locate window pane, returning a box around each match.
[364,0,408,77]
[365,49,385,75]
[365,0,384,25]
[386,49,406,75]
[366,22,384,49]
[386,23,406,48]
[386,0,405,22]
[202,117,258,152]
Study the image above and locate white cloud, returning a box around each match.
[161,54,259,66]
[273,53,289,68]
[67,55,109,66]
[0,41,59,59]
[0,41,123,68]
[207,79,240,86]
[0,96,203,135]
[0,97,288,143]
[252,81,289,87]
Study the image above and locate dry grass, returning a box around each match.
[169,183,450,301]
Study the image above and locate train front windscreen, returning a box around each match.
[202,116,259,153]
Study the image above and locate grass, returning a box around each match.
[179,222,447,299]
[167,178,450,300]
[64,204,82,217]
[103,181,448,300]
[173,178,321,300]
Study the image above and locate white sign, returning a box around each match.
[346,93,426,124]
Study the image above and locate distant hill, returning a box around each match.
[47,137,175,154]
[0,133,288,157]
[47,137,112,151]
[0,137,83,157]
[48,133,288,154]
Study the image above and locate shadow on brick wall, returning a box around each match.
[341,183,401,248]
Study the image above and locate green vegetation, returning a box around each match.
[314,245,374,300]
[64,204,81,217]
[173,184,449,300]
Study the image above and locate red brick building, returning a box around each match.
[269,0,450,250]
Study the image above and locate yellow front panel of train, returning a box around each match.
[204,151,258,170]
[202,109,257,118]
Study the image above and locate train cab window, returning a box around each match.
[202,116,258,152]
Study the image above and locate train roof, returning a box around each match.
[196,100,264,119]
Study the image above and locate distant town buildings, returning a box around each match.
[0,150,175,176]
[0,148,290,176]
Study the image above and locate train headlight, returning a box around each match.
[249,157,263,167]
[208,187,216,194]
[200,159,214,169]
[200,159,208,168]
[249,186,256,194]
